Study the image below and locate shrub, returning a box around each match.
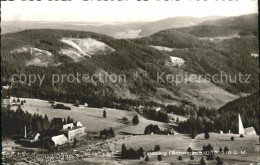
[108,128,115,137]
[178,156,182,161]
[138,147,144,157]
[154,144,160,151]
[231,136,234,141]
[190,155,194,160]
[121,144,127,159]
[224,146,229,154]
[219,147,223,153]
[187,147,192,153]
[200,157,206,165]
[217,159,223,165]
[158,155,162,161]
[145,156,149,162]
[122,116,128,121]
[240,134,244,138]
[54,104,71,110]
[204,131,210,139]
[132,114,139,125]
[103,110,107,118]
[206,154,214,160]
[144,124,161,135]
[75,100,80,107]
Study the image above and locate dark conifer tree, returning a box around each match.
[158,155,162,161]
[132,114,139,125]
[200,157,206,165]
[103,109,107,118]
[204,131,210,139]
[145,156,149,162]
[121,144,127,159]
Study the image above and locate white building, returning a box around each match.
[251,53,259,57]
[170,56,185,66]
[60,121,85,142]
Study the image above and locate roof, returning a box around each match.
[51,134,68,145]
[75,121,83,127]
[62,123,74,130]
[244,127,257,135]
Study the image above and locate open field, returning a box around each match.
[77,133,258,165]
[114,134,191,152]
[7,98,259,165]
[190,133,260,164]
[10,98,166,134]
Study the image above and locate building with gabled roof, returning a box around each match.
[51,134,68,146]
[59,121,85,142]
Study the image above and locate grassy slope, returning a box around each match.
[10,98,166,134]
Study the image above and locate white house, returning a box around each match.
[251,53,259,57]
[170,56,185,66]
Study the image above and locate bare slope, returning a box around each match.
[60,38,115,61]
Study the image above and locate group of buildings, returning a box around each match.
[54,121,85,145]
[21,120,85,147]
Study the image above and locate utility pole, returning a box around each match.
[25,125,27,138]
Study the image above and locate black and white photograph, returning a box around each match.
[1,0,259,164]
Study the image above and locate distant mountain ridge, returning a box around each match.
[2,14,257,38]
[138,16,224,37]
[1,15,224,38]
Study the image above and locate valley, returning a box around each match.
[1,13,259,165]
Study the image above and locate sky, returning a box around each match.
[1,0,258,23]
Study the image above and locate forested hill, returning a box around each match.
[173,25,237,38]
[134,18,259,94]
[217,92,259,134]
[218,92,258,114]
[1,26,258,109]
[200,13,258,36]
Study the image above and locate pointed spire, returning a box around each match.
[238,114,245,135]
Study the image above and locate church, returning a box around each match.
[238,114,257,135]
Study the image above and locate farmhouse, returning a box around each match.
[250,53,259,57]
[59,121,85,142]
[20,133,40,144]
[170,56,185,66]
[2,81,12,90]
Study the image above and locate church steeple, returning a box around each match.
[238,114,245,135]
